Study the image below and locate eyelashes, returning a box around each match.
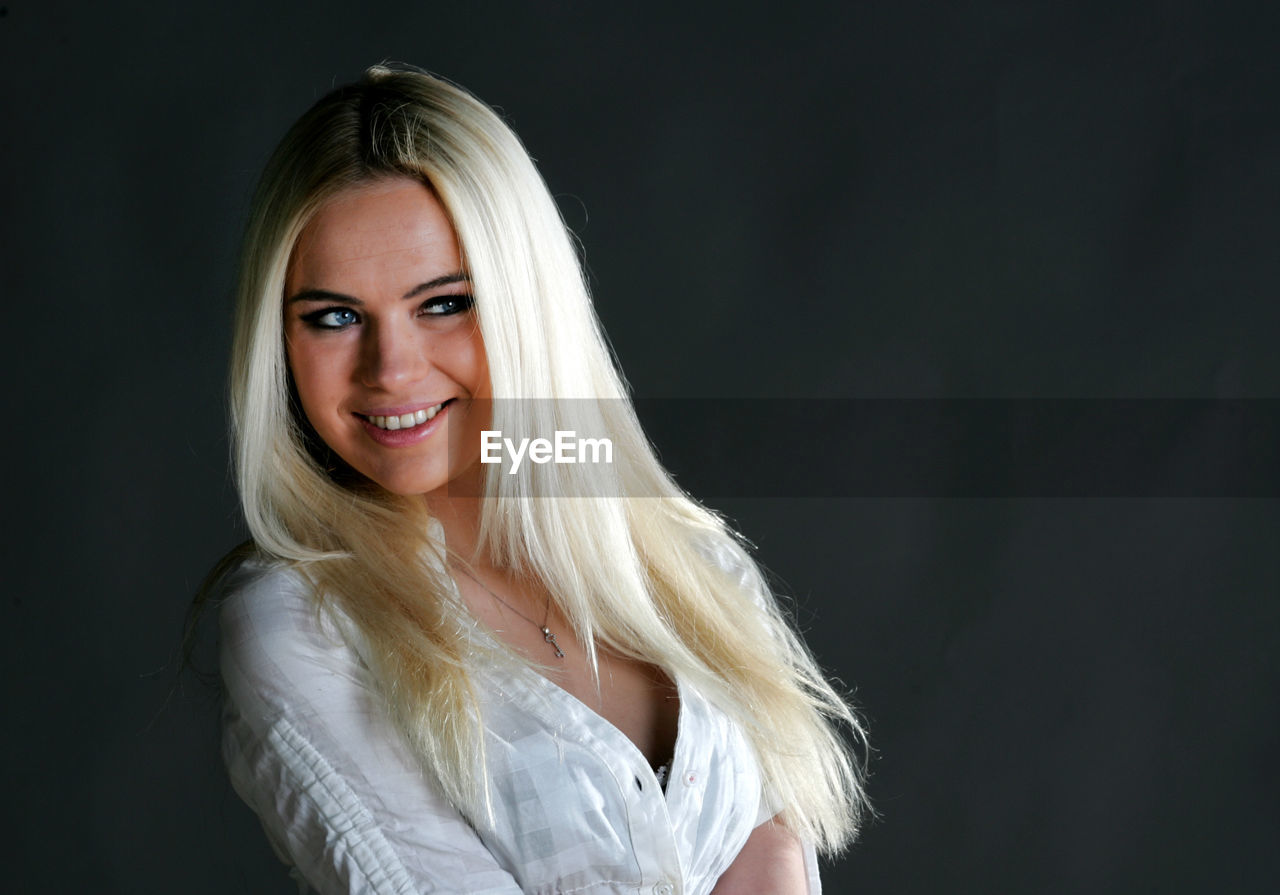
[299,294,475,330]
[420,293,474,317]
[300,307,360,329]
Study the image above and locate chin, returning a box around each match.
[365,464,482,499]
[372,475,448,498]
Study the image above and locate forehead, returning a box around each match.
[287,178,461,289]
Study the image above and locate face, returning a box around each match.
[284,177,490,498]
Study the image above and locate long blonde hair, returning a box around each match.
[229,64,868,851]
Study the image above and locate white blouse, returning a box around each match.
[219,560,822,894]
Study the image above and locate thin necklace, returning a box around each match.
[456,567,565,659]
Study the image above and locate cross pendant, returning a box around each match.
[541,626,565,658]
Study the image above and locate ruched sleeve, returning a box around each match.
[218,561,524,895]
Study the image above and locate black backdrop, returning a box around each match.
[3,2,1278,892]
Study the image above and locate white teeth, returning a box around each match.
[366,402,446,430]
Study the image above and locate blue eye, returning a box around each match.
[302,307,360,329]
[421,294,474,316]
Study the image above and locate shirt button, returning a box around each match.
[683,770,700,787]
[653,884,674,895]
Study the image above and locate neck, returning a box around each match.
[425,494,485,562]
[430,493,553,634]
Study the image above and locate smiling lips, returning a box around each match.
[363,399,451,431]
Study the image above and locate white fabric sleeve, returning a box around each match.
[803,842,822,895]
[218,562,524,895]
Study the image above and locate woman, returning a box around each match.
[216,64,868,894]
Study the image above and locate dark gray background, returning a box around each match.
[3,1,1278,892]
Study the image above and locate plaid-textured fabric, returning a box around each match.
[220,561,822,894]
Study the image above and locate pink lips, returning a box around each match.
[357,400,453,447]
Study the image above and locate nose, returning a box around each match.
[358,318,430,390]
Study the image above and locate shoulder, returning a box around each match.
[218,558,328,665]
[216,557,369,726]
[217,557,324,650]
[691,530,775,611]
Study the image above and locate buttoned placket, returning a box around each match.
[477,660,692,893]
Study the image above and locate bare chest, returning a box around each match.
[460,580,679,767]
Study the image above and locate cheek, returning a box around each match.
[461,327,491,396]
[429,323,489,394]
[285,337,340,427]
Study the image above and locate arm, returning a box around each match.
[710,816,810,895]
[219,562,524,894]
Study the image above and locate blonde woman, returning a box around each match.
[215,64,868,894]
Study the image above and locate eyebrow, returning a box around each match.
[287,272,471,306]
